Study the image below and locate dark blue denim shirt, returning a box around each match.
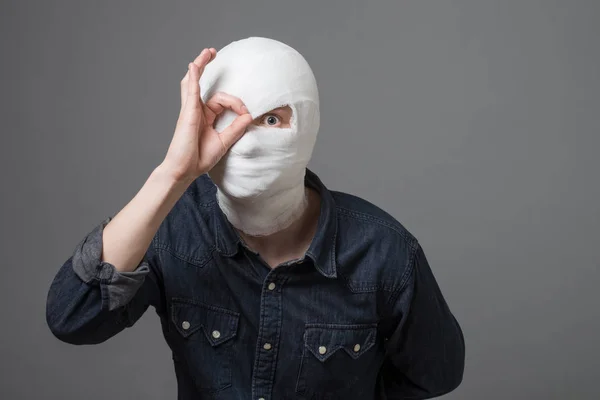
[46,168,465,399]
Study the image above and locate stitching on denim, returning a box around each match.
[252,270,270,398]
[171,297,240,317]
[305,249,335,278]
[302,323,378,361]
[154,242,215,268]
[264,271,284,396]
[182,187,216,207]
[304,322,378,329]
[344,280,379,293]
[170,299,240,346]
[168,307,234,393]
[386,244,418,307]
[341,274,399,293]
[338,260,410,294]
[336,206,417,247]
[295,338,308,393]
[330,213,338,277]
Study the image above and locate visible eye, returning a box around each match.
[262,114,280,126]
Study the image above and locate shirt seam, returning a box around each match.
[183,189,216,207]
[386,243,419,307]
[153,240,215,268]
[336,206,417,247]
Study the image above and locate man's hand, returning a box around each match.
[160,48,253,183]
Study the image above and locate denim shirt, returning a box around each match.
[46,168,465,400]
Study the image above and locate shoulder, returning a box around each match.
[154,174,218,264]
[332,190,418,247]
[171,173,217,220]
[183,173,218,206]
[331,190,419,291]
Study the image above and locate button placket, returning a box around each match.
[252,275,286,400]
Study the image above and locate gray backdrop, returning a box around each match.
[1,0,598,399]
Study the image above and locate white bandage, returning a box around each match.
[200,37,320,236]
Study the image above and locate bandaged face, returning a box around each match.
[199,37,320,236]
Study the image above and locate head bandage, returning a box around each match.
[199,37,320,236]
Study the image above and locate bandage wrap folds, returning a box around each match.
[199,37,320,236]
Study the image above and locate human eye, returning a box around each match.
[261,114,281,127]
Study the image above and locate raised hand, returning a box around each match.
[161,48,253,183]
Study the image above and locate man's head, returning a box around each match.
[198,37,320,236]
[199,37,320,199]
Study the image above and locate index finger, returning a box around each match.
[185,48,213,106]
[192,47,216,86]
[205,92,248,116]
[185,48,216,107]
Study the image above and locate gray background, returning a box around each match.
[1,0,598,399]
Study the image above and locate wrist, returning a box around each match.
[152,164,196,192]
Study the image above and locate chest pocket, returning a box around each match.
[295,323,380,396]
[170,297,240,393]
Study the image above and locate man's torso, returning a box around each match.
[150,169,417,399]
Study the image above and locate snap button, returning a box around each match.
[212,330,221,339]
[268,282,276,290]
[353,344,361,352]
[181,321,190,330]
[318,346,327,355]
[263,343,272,350]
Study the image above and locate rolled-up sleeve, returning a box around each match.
[71,216,150,311]
[380,243,466,399]
[46,217,164,345]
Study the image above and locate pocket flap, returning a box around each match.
[304,323,377,362]
[171,298,239,346]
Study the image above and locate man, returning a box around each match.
[46,37,465,399]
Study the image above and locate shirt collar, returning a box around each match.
[213,167,338,278]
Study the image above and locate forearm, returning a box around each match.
[102,164,193,273]
[47,218,163,344]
